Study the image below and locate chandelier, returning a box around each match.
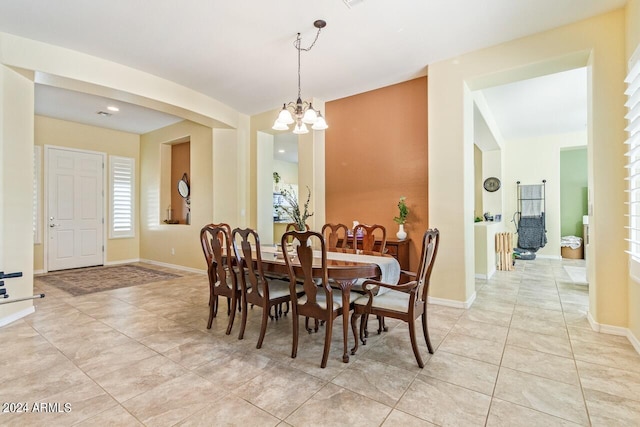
[272,20,328,134]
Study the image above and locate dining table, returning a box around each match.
[251,245,401,363]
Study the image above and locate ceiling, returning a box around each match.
[0,1,618,150]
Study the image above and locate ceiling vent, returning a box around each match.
[343,0,365,8]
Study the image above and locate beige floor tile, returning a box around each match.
[469,298,515,315]
[583,388,640,426]
[74,405,144,426]
[194,351,276,389]
[567,325,634,348]
[381,409,437,426]
[92,354,188,402]
[332,358,417,406]
[77,339,158,377]
[396,376,491,426]
[510,313,568,337]
[506,327,573,358]
[486,398,583,426]
[501,345,579,385]
[176,396,280,426]
[122,372,223,427]
[576,360,640,400]
[419,350,499,395]
[285,383,391,427]
[162,335,236,369]
[356,332,432,372]
[438,333,505,365]
[494,367,588,425]
[233,363,325,418]
[460,307,512,327]
[571,340,640,374]
[451,317,509,343]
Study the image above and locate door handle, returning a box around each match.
[49,223,59,228]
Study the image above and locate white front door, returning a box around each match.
[47,147,104,271]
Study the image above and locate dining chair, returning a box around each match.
[350,229,440,368]
[232,227,304,348]
[200,224,240,334]
[321,223,349,251]
[353,223,387,253]
[282,229,359,368]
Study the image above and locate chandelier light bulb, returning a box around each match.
[277,105,295,125]
[272,121,289,131]
[302,106,318,124]
[293,122,309,134]
[311,113,328,130]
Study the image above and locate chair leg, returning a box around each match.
[257,304,269,349]
[227,297,231,316]
[408,317,424,368]
[207,302,214,329]
[226,295,237,335]
[422,312,434,354]
[321,318,333,368]
[292,311,299,359]
[358,314,367,345]
[363,314,369,338]
[305,317,312,334]
[350,312,360,355]
[238,294,248,340]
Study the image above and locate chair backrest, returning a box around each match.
[353,224,387,253]
[200,224,236,290]
[283,222,310,244]
[231,227,268,301]
[415,229,440,302]
[281,230,332,312]
[321,223,348,251]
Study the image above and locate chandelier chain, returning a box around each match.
[293,27,323,100]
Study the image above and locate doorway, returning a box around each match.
[45,146,105,271]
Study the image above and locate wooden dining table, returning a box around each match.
[250,246,399,363]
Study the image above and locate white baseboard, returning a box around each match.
[105,258,141,266]
[0,306,35,328]
[428,291,476,309]
[33,269,45,275]
[536,254,563,260]
[139,258,206,275]
[588,311,640,355]
[475,273,487,280]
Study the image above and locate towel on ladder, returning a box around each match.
[520,185,543,217]
[517,215,547,250]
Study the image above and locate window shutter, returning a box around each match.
[626,48,640,260]
[110,156,135,238]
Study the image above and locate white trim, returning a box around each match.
[105,258,141,266]
[33,269,45,275]
[0,306,35,328]
[428,291,476,309]
[475,273,487,279]
[588,311,640,355]
[139,258,206,275]
[536,254,563,260]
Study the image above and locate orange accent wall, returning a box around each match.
[171,141,191,224]
[325,77,428,270]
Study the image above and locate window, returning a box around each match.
[627,47,640,262]
[109,156,135,238]
[33,145,41,244]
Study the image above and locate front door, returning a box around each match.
[46,147,104,271]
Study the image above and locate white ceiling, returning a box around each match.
[479,67,588,141]
[0,0,625,119]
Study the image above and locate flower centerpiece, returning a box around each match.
[393,196,409,240]
[273,172,281,192]
[278,186,314,231]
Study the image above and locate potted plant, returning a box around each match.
[393,196,409,240]
[278,186,314,231]
[273,172,281,192]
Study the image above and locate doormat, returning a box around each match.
[36,264,181,296]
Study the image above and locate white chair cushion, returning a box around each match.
[353,290,410,313]
[267,279,302,300]
[298,289,359,310]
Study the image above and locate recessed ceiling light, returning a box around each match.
[278,149,285,153]
[107,106,120,112]
[97,111,112,117]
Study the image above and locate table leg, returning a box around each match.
[337,279,355,363]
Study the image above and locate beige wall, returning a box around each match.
[503,131,586,258]
[429,10,627,314]
[140,120,213,271]
[274,160,298,189]
[33,116,141,271]
[0,65,35,324]
[627,0,640,347]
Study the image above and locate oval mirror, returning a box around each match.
[177,173,190,198]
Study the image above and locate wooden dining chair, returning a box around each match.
[282,229,359,368]
[199,224,240,334]
[353,223,387,253]
[231,227,304,348]
[321,223,349,251]
[350,229,440,368]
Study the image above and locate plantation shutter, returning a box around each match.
[109,156,135,238]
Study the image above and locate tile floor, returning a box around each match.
[1,258,639,426]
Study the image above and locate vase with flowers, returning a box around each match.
[393,196,409,240]
[277,186,314,231]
